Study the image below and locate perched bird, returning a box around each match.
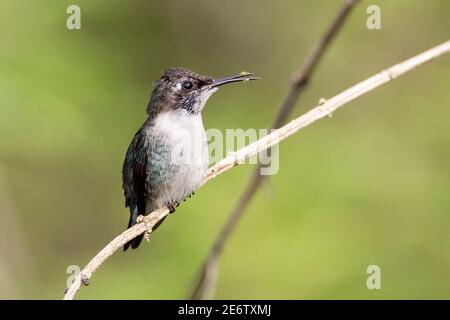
[122,68,258,250]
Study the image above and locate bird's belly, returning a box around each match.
[166,156,207,203]
[147,116,209,209]
[149,149,208,209]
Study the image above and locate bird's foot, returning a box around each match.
[167,202,177,214]
[136,215,151,242]
[184,191,195,202]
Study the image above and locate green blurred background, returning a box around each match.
[0,0,449,299]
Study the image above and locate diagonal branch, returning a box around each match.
[190,0,360,299]
[63,40,450,300]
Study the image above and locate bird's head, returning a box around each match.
[147,67,259,117]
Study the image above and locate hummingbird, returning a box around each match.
[122,68,258,250]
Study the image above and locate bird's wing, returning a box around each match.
[122,127,150,225]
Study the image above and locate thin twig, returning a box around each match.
[63,40,450,300]
[190,0,360,299]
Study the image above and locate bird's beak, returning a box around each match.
[207,72,260,88]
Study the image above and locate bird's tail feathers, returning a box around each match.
[123,207,143,251]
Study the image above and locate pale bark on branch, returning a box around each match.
[63,40,450,300]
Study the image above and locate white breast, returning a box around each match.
[150,109,209,207]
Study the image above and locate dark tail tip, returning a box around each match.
[123,234,144,251]
[123,208,143,251]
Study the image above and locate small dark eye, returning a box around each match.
[182,81,193,90]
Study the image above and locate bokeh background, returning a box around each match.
[0,0,449,299]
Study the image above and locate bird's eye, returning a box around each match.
[182,81,193,90]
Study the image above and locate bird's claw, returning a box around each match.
[167,203,177,214]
